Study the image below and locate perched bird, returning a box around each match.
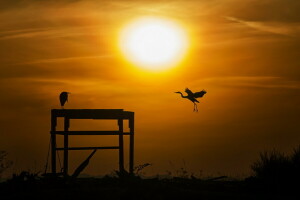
[59,92,70,109]
[175,88,207,112]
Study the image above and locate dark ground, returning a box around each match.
[0,175,299,200]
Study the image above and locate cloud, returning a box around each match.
[226,0,300,23]
[225,16,300,36]
[0,25,105,40]
[12,55,113,65]
[198,76,300,90]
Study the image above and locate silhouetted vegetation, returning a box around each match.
[250,145,300,193]
[11,171,40,184]
[134,163,152,176]
[0,173,271,200]
[0,151,12,179]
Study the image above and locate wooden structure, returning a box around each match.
[50,109,134,176]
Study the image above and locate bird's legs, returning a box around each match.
[193,103,198,112]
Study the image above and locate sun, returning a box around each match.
[119,17,189,71]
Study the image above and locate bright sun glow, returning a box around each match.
[119,17,189,71]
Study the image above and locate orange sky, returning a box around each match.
[0,0,300,177]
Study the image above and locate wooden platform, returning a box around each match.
[50,109,135,176]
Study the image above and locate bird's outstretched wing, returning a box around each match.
[185,88,194,96]
[194,90,207,98]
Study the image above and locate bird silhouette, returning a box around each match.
[175,88,207,112]
[59,92,70,109]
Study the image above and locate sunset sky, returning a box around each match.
[0,0,300,177]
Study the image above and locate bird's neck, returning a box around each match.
[179,92,188,98]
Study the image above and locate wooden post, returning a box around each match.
[129,114,134,174]
[51,114,57,174]
[64,117,70,176]
[118,119,124,172]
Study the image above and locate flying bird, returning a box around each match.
[175,88,207,112]
[59,92,70,109]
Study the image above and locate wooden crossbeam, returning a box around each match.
[56,146,119,150]
[51,131,131,135]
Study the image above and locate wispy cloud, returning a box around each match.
[13,55,114,65]
[199,76,300,90]
[225,16,300,36]
[0,25,103,40]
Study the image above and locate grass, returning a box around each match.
[249,145,300,194]
[0,174,270,200]
[0,151,12,179]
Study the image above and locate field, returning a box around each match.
[2,147,300,199]
[0,174,298,200]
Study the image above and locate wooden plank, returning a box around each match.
[56,146,119,150]
[51,131,131,135]
[51,109,133,119]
